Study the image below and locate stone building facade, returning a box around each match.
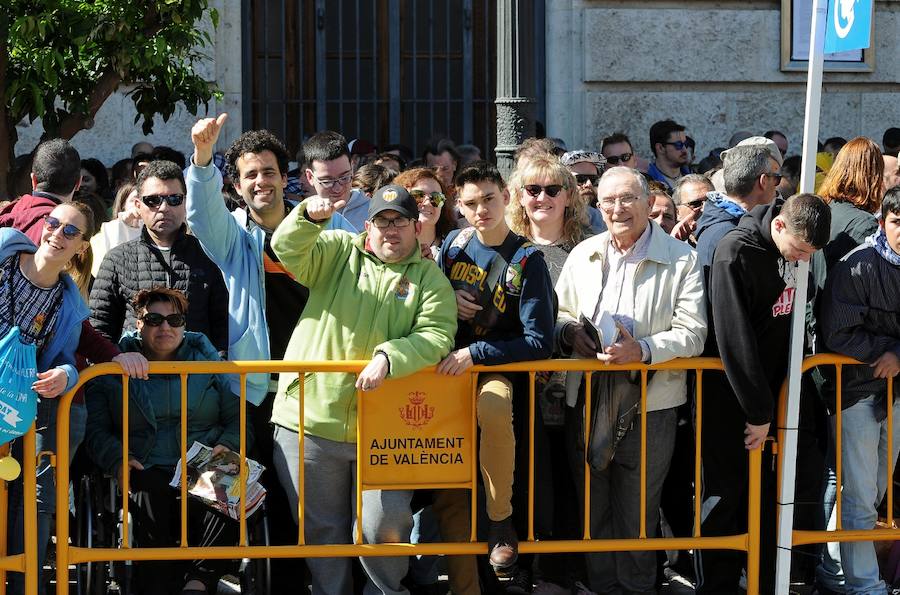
[14,0,900,166]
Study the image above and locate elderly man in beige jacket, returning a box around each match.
[554,166,707,594]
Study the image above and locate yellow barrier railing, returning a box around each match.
[47,358,762,594]
[0,429,42,595]
[778,353,898,547]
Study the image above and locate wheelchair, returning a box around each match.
[73,467,271,595]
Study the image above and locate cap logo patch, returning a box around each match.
[383,189,398,202]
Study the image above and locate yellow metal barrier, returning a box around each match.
[0,428,43,595]
[777,354,899,548]
[48,358,763,594]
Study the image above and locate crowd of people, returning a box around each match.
[1,116,900,595]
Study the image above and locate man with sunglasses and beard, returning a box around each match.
[647,120,692,191]
[90,160,229,352]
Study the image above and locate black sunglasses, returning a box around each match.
[43,216,84,240]
[574,174,600,186]
[664,141,689,151]
[685,199,706,210]
[140,312,186,328]
[141,193,185,208]
[605,152,633,165]
[523,184,566,198]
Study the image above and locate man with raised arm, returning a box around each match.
[269,184,457,594]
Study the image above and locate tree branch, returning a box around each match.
[52,68,123,141]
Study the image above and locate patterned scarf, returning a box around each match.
[866,227,900,266]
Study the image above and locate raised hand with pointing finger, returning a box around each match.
[191,113,229,167]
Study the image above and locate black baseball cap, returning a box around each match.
[367,184,419,220]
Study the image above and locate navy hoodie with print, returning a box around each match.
[438,228,555,365]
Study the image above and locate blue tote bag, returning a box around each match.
[0,326,38,446]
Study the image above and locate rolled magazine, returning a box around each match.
[170,441,266,520]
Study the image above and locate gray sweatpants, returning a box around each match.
[273,426,413,595]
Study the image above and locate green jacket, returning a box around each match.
[85,332,245,474]
[270,199,457,442]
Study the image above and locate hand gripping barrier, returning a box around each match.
[45,358,763,595]
[777,354,898,548]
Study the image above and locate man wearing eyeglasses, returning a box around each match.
[269,183,457,595]
[90,159,229,352]
[647,120,692,191]
[695,143,782,275]
[304,130,369,233]
[554,167,706,594]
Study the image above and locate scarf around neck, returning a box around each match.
[866,227,900,266]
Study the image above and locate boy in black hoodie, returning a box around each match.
[695,194,830,594]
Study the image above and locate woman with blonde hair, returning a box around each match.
[508,152,591,282]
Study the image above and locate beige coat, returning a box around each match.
[554,221,708,411]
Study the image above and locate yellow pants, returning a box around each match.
[476,373,515,522]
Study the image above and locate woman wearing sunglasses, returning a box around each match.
[507,152,594,591]
[85,287,244,595]
[1,202,95,594]
[508,152,592,284]
[393,167,458,260]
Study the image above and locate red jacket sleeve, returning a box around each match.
[77,320,121,364]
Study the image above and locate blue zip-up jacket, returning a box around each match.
[185,163,272,405]
[694,192,747,271]
[0,228,88,393]
[187,164,348,405]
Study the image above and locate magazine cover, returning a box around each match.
[170,441,266,520]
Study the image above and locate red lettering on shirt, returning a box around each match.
[772,287,796,317]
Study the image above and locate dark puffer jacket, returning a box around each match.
[89,226,229,351]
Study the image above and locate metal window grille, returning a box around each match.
[244,0,500,161]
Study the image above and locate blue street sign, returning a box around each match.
[824,0,873,53]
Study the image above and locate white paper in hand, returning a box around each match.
[580,311,619,352]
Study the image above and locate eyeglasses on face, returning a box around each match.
[141,193,185,208]
[766,171,784,183]
[664,141,689,151]
[574,174,600,187]
[599,195,640,210]
[409,189,446,207]
[43,216,84,240]
[604,152,633,165]
[140,312,186,327]
[371,216,414,229]
[523,184,566,198]
[312,173,352,189]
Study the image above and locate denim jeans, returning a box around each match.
[817,395,900,595]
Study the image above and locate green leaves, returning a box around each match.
[4,0,219,138]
